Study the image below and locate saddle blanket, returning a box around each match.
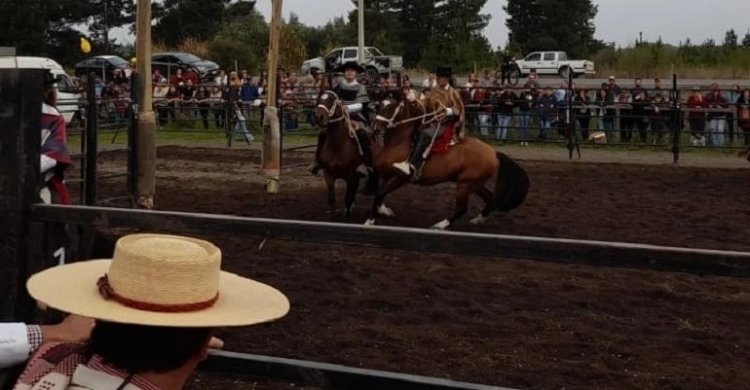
[431,122,457,154]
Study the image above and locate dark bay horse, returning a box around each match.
[315,90,377,216]
[366,93,529,229]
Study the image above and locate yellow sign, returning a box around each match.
[80,37,91,54]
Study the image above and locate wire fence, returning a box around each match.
[65,76,750,161]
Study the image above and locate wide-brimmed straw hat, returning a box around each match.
[27,234,289,328]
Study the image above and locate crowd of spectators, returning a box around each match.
[456,71,750,146]
[73,66,750,147]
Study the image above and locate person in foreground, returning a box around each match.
[0,316,93,370]
[14,233,289,390]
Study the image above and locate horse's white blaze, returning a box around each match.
[321,93,329,100]
[432,219,450,230]
[378,204,396,217]
[470,214,488,225]
[364,219,376,226]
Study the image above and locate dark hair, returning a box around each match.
[90,321,212,374]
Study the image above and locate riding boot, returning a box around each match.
[308,131,327,175]
[355,129,373,176]
[408,132,432,180]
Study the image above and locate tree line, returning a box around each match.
[1,0,747,76]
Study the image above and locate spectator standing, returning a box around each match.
[517,88,537,145]
[616,89,633,141]
[522,73,541,90]
[607,76,622,95]
[195,86,211,129]
[726,84,741,143]
[595,83,615,141]
[494,87,516,141]
[209,85,225,129]
[184,68,199,86]
[686,87,707,144]
[536,87,556,141]
[473,86,492,137]
[631,78,650,142]
[573,89,592,140]
[737,89,750,146]
[705,83,728,146]
[215,69,227,86]
[169,68,184,87]
[650,93,669,144]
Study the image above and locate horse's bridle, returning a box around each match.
[317,90,346,123]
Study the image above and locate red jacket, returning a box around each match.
[686,95,705,119]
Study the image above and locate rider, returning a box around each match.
[392,66,464,180]
[40,70,73,205]
[309,61,374,176]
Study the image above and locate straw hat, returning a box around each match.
[27,234,289,328]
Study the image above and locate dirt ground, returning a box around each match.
[89,146,749,389]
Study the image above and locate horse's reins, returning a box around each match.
[374,100,447,129]
[317,91,362,153]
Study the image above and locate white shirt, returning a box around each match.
[0,323,32,369]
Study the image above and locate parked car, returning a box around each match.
[0,56,82,124]
[75,55,132,81]
[151,52,220,82]
[301,46,403,84]
[514,51,595,78]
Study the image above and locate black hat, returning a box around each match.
[338,61,364,73]
[436,66,452,78]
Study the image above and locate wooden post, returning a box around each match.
[0,69,42,320]
[357,0,365,63]
[135,0,156,208]
[263,0,283,194]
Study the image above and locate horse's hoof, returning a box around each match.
[431,219,450,230]
[470,214,488,225]
[364,219,376,226]
[378,204,396,218]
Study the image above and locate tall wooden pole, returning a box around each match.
[135,0,156,208]
[357,0,365,63]
[263,0,282,194]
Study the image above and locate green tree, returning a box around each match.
[742,31,750,48]
[153,0,253,46]
[207,7,268,72]
[724,28,738,48]
[0,0,98,65]
[505,0,600,57]
[418,0,493,72]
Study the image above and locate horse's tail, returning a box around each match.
[493,152,529,212]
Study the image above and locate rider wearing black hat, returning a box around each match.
[309,61,374,176]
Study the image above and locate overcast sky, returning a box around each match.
[115,1,750,49]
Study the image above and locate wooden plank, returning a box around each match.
[201,351,510,390]
[29,205,750,278]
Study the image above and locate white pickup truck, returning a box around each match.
[514,51,595,79]
[301,46,403,83]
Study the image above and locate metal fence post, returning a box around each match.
[566,71,580,159]
[129,74,139,207]
[82,73,98,205]
[226,85,234,147]
[670,73,680,164]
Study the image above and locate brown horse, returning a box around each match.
[366,93,529,229]
[315,90,376,216]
